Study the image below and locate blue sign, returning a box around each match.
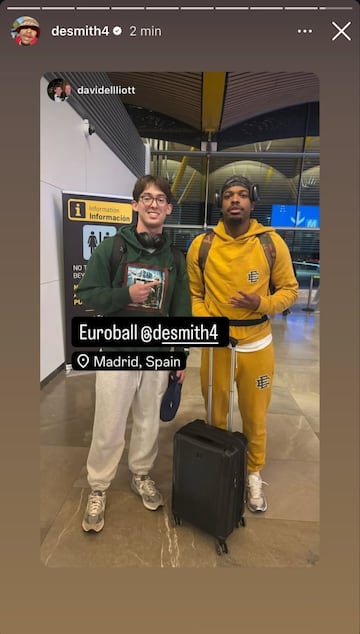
[271,204,320,228]
[82,224,117,260]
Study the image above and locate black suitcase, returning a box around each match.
[172,338,248,555]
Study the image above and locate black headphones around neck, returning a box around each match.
[135,230,167,249]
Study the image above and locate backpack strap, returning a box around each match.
[110,231,182,284]
[258,232,276,293]
[198,230,215,273]
[197,229,276,276]
[258,232,276,272]
[170,245,183,276]
[110,232,127,283]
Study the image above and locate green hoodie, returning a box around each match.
[76,226,192,351]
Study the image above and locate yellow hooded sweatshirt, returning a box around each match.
[186,219,298,345]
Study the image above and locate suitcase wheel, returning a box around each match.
[216,540,228,556]
[173,514,182,527]
[240,516,246,527]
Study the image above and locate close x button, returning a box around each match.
[331,21,352,42]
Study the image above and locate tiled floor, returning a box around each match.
[40,291,319,567]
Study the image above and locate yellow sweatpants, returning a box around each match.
[200,343,274,472]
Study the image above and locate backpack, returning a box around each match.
[110,231,183,283]
[197,229,276,292]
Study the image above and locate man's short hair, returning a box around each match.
[132,175,172,203]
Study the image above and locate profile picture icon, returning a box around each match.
[47,78,72,102]
[12,16,40,46]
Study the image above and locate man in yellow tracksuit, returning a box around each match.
[186,176,298,512]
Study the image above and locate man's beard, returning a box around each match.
[224,214,244,225]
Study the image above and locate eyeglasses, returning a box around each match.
[139,194,168,206]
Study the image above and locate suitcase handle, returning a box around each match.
[178,430,235,453]
[208,336,237,432]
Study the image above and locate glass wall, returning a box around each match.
[149,138,320,286]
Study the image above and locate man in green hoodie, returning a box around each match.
[77,175,191,533]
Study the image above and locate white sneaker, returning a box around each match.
[247,472,268,513]
[82,490,106,532]
[131,474,164,511]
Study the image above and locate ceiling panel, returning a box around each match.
[222,72,319,130]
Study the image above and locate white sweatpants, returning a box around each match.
[86,370,169,491]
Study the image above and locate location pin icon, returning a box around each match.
[77,354,90,369]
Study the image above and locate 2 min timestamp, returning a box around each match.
[129,25,162,37]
